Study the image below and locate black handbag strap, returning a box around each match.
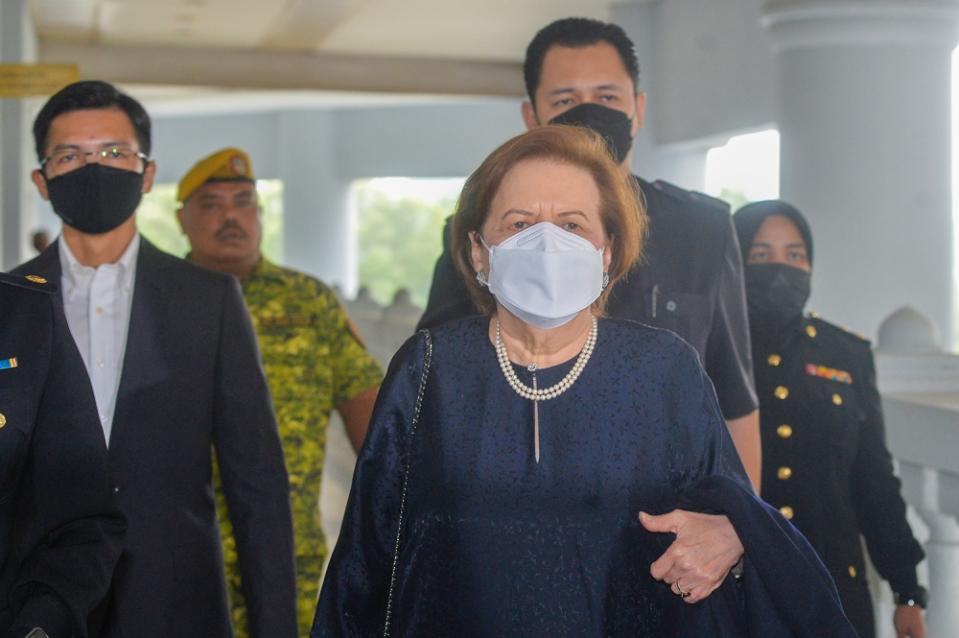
[383,329,433,637]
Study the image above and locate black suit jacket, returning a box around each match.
[14,239,297,638]
[0,273,125,638]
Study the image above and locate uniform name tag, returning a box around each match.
[805,363,852,384]
[0,357,17,370]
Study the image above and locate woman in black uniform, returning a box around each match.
[733,200,927,638]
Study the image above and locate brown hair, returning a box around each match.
[451,125,647,315]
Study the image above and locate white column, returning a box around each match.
[873,303,959,636]
[762,0,959,344]
[275,109,354,291]
[0,0,39,270]
[920,510,959,634]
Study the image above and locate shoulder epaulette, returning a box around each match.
[808,314,870,346]
[689,190,731,213]
[0,271,58,294]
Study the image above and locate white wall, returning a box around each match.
[152,112,283,183]
[121,99,522,288]
[632,0,775,147]
[333,100,522,179]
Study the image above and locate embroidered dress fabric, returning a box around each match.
[313,317,854,637]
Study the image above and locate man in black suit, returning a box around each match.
[14,81,297,638]
[0,273,125,638]
[418,17,762,490]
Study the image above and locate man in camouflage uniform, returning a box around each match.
[176,148,383,637]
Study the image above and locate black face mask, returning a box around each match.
[548,103,634,164]
[45,163,145,234]
[745,263,811,336]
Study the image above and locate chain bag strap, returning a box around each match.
[382,329,433,637]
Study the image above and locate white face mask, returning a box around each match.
[478,222,605,329]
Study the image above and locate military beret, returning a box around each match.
[177,147,255,204]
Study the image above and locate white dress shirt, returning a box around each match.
[59,233,140,445]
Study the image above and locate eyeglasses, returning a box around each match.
[40,145,149,173]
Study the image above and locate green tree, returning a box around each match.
[355,181,455,307]
[717,187,750,213]
[137,183,188,256]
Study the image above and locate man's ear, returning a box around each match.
[175,206,188,235]
[632,92,647,135]
[31,169,50,201]
[521,101,539,131]
[141,161,157,193]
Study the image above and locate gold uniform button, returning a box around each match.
[777,424,793,439]
[806,324,818,338]
[767,353,782,366]
[777,466,793,480]
[779,506,794,520]
[25,274,47,284]
[774,386,789,400]
[0,412,6,428]
[848,565,857,578]
[832,393,843,406]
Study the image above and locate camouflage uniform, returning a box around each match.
[215,258,382,637]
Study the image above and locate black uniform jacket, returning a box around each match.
[14,240,297,638]
[417,177,757,420]
[0,273,125,638]
[754,314,924,635]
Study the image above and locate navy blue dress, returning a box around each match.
[313,317,853,637]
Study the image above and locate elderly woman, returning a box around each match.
[734,200,927,638]
[312,127,854,637]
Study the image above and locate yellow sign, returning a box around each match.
[0,64,79,98]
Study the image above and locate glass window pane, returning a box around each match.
[353,177,464,307]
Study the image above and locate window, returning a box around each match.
[354,177,465,307]
[137,179,284,261]
[704,129,780,210]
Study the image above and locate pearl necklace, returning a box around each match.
[494,316,598,462]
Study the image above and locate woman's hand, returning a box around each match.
[893,604,926,638]
[639,510,744,604]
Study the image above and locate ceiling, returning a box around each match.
[29,0,652,110]
[31,0,647,62]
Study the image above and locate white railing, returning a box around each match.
[319,295,959,637]
[340,287,425,371]
[874,306,959,638]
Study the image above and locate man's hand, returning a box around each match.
[893,604,926,638]
[639,509,744,604]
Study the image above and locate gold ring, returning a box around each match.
[680,589,692,599]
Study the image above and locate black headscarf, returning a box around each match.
[733,200,814,266]
[733,200,815,342]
